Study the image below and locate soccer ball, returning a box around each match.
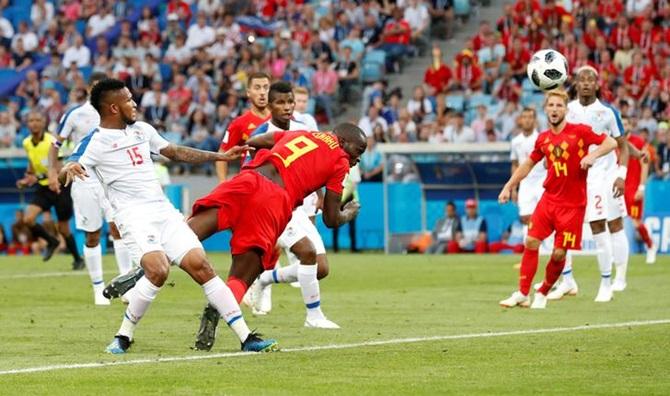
[526,49,569,91]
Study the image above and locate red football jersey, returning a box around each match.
[220,110,270,151]
[530,123,606,207]
[625,134,646,193]
[245,131,350,207]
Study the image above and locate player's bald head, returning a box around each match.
[333,123,367,166]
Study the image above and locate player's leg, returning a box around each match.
[194,250,266,351]
[83,229,109,305]
[55,185,83,268]
[106,250,169,354]
[71,182,110,304]
[631,207,657,264]
[179,247,278,353]
[590,218,614,302]
[110,222,133,274]
[532,247,567,309]
[608,216,629,292]
[187,207,223,242]
[23,200,59,261]
[500,199,552,308]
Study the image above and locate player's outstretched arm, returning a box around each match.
[580,136,618,170]
[160,144,252,164]
[59,161,89,186]
[215,148,229,182]
[47,138,65,193]
[499,158,536,204]
[245,132,278,150]
[322,190,360,228]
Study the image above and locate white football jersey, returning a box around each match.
[293,111,318,131]
[566,99,623,180]
[510,130,547,187]
[58,101,100,147]
[69,121,170,213]
[58,101,101,185]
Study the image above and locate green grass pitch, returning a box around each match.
[0,253,668,395]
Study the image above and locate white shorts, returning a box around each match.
[300,192,320,217]
[71,180,115,232]
[585,175,627,222]
[517,181,543,217]
[277,208,326,255]
[114,202,202,266]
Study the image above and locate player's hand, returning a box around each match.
[218,145,254,161]
[498,187,511,204]
[61,162,88,186]
[634,188,644,202]
[342,200,361,219]
[580,154,597,169]
[47,174,61,194]
[16,174,37,189]
[612,177,625,198]
[640,150,649,164]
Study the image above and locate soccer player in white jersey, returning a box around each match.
[60,79,277,354]
[47,72,133,305]
[292,86,319,130]
[550,66,630,302]
[510,107,546,238]
[240,81,339,329]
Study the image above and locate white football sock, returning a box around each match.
[202,276,250,342]
[298,264,323,320]
[113,238,133,275]
[593,231,613,283]
[259,264,299,287]
[611,229,629,282]
[118,276,160,340]
[83,244,104,287]
[562,252,574,282]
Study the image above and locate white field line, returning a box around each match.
[0,271,93,280]
[1,319,668,376]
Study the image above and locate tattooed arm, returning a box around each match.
[159,144,251,164]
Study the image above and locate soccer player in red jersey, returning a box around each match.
[625,127,657,264]
[498,89,617,309]
[188,123,367,349]
[215,72,271,182]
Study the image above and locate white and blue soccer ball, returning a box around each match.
[526,49,569,91]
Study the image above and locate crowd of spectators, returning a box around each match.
[354,0,670,181]
[1,0,669,180]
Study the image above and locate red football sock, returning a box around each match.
[226,276,248,303]
[637,224,653,248]
[519,247,539,296]
[538,257,566,295]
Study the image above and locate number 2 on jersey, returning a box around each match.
[126,146,144,166]
[273,135,318,167]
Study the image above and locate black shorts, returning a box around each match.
[31,184,74,221]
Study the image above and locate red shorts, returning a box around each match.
[528,196,586,250]
[192,170,293,269]
[624,190,643,220]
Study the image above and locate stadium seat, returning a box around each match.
[159,63,172,82]
[75,20,87,36]
[79,66,93,82]
[467,93,493,109]
[445,94,465,112]
[522,78,536,94]
[453,0,471,17]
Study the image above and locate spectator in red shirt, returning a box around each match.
[506,37,531,83]
[312,57,339,123]
[423,46,453,96]
[471,21,492,52]
[493,70,522,104]
[624,50,651,100]
[167,74,193,115]
[514,0,541,16]
[454,50,483,92]
[167,0,192,26]
[582,19,605,51]
[379,7,411,73]
[609,15,636,49]
[542,0,569,31]
[598,0,624,25]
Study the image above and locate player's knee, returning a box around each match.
[524,237,541,250]
[109,222,121,239]
[57,222,71,236]
[608,218,623,233]
[293,239,317,265]
[85,231,101,247]
[316,254,329,279]
[551,249,567,262]
[145,264,169,286]
[590,220,606,234]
